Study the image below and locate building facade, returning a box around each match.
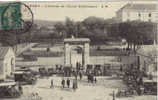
[0,47,15,81]
[116,3,158,22]
[137,45,157,81]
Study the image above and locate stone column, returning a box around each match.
[64,43,71,66]
[83,43,90,68]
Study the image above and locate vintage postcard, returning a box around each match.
[0,1,157,100]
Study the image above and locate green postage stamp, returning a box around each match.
[0,2,21,30]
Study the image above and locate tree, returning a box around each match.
[65,17,77,38]
[52,18,79,39]
[108,21,156,51]
[135,21,156,44]
[82,16,108,44]
[0,21,34,53]
[53,22,65,38]
[52,16,111,44]
[83,16,107,30]
[119,21,155,51]
[107,23,120,38]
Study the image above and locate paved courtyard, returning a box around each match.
[1,76,156,100]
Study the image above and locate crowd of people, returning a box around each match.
[49,70,98,92]
[48,61,100,92]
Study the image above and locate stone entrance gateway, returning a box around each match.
[64,38,90,69]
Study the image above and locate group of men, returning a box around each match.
[50,78,78,91]
[61,78,70,88]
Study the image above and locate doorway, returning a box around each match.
[70,46,83,68]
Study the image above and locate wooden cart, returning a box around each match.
[0,81,21,98]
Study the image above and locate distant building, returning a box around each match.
[137,45,157,81]
[116,3,158,22]
[0,47,15,81]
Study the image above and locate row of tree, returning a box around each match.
[0,16,156,52]
[108,21,157,51]
[51,17,109,44]
[0,21,34,53]
[52,17,156,47]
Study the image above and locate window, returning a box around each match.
[149,13,151,17]
[11,58,14,65]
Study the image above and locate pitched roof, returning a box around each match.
[118,3,157,12]
[0,47,10,59]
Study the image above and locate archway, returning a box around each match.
[70,45,83,68]
[64,38,90,70]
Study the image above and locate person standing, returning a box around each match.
[74,71,78,80]
[73,79,78,91]
[91,74,94,83]
[61,79,65,88]
[94,77,97,83]
[50,79,54,88]
[79,71,82,80]
[67,78,70,88]
[18,83,23,94]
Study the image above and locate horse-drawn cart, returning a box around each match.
[0,81,22,98]
[14,71,37,85]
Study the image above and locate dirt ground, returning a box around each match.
[1,76,156,100]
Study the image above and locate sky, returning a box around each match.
[24,0,157,21]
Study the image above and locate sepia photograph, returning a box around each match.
[0,0,157,100]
